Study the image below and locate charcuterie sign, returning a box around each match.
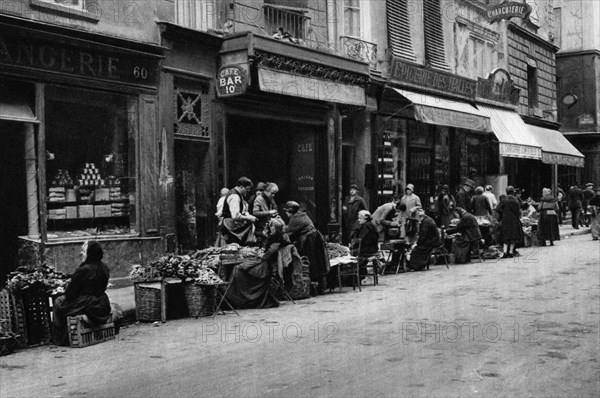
[216,64,249,97]
[486,1,532,23]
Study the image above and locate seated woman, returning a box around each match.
[52,240,112,346]
[225,219,291,309]
[406,208,441,271]
[283,201,330,293]
[350,210,380,277]
[220,177,257,246]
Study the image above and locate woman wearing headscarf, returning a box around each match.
[537,188,560,246]
[495,186,523,258]
[283,201,330,293]
[350,210,380,278]
[52,240,111,346]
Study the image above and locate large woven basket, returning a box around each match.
[183,283,216,318]
[133,282,162,322]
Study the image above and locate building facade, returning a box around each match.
[555,0,600,186]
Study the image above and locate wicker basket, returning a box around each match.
[183,283,216,318]
[134,282,162,322]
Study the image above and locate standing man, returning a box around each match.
[456,178,475,212]
[342,183,367,245]
[436,184,456,228]
[582,183,595,227]
[556,184,566,225]
[221,177,257,245]
[568,183,584,229]
[371,196,400,240]
[253,182,279,245]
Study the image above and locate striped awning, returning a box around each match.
[476,105,541,160]
[526,124,584,167]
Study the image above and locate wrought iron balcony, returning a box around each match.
[339,36,378,69]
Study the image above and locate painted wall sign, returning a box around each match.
[216,64,249,97]
[477,68,520,105]
[0,25,160,89]
[499,143,542,159]
[389,58,477,100]
[258,68,366,106]
[486,1,532,23]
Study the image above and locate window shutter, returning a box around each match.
[386,0,416,62]
[423,0,450,71]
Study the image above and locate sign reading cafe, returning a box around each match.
[216,64,249,98]
[486,1,533,23]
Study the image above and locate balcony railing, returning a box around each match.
[339,36,378,69]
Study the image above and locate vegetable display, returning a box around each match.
[5,265,70,296]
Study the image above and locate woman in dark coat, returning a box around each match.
[495,186,523,258]
[52,240,111,346]
[537,188,560,246]
[350,210,380,277]
[284,201,330,292]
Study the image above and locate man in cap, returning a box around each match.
[247,182,266,215]
[456,178,475,212]
[405,207,441,271]
[452,207,483,263]
[342,183,367,245]
[582,183,595,227]
[436,184,456,228]
[568,182,584,229]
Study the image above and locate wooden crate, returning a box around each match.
[9,289,51,347]
[67,316,115,348]
[0,290,13,333]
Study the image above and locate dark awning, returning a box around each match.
[389,88,492,132]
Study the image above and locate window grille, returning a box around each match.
[263,4,308,40]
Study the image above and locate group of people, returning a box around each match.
[216,177,330,293]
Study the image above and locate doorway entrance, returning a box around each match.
[0,121,28,284]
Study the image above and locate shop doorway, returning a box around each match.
[174,140,211,251]
[0,121,27,284]
[226,116,328,231]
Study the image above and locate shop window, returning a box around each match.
[386,0,416,61]
[175,0,216,31]
[423,0,450,71]
[44,87,137,238]
[343,0,360,37]
[264,4,309,41]
[35,0,85,11]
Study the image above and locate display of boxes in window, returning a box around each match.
[109,187,121,200]
[48,208,66,220]
[111,203,129,217]
[48,187,66,202]
[77,163,103,186]
[65,206,78,219]
[94,205,112,218]
[78,205,94,219]
[95,188,110,202]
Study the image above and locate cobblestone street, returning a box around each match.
[1,234,599,397]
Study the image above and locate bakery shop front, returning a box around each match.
[0,18,163,284]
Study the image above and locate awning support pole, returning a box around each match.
[24,123,40,239]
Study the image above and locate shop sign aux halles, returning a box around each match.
[486,1,532,23]
[216,64,249,97]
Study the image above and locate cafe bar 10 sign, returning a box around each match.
[216,64,249,97]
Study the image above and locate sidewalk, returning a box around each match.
[106,224,593,324]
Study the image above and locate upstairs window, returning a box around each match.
[344,0,361,37]
[264,4,309,41]
[387,0,416,62]
[36,0,85,11]
[423,0,450,71]
[175,0,216,31]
